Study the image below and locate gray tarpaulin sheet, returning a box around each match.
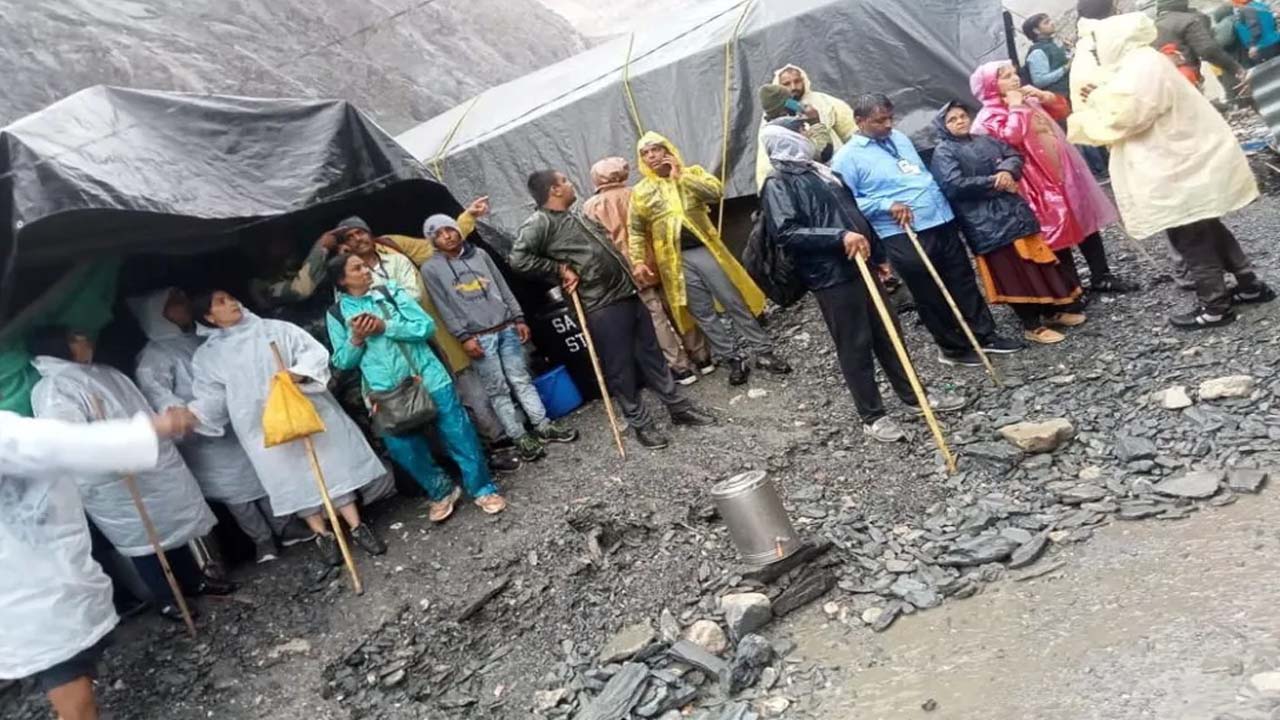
[395,0,1008,232]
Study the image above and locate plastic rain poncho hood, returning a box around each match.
[188,310,385,516]
[629,131,766,335]
[30,357,215,556]
[1,411,158,678]
[129,289,266,504]
[1067,13,1259,238]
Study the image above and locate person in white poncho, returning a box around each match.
[185,289,392,565]
[129,287,315,563]
[28,326,235,624]
[0,406,192,720]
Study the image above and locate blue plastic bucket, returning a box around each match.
[534,365,584,420]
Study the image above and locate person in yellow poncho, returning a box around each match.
[628,132,791,386]
[1067,9,1275,330]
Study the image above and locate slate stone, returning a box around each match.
[599,623,657,664]
[720,593,773,640]
[771,570,835,617]
[936,534,1019,567]
[965,442,1024,466]
[1007,532,1049,569]
[1153,470,1223,499]
[871,602,904,632]
[724,634,774,694]
[1056,483,1107,505]
[578,663,650,720]
[667,640,729,678]
[1115,435,1157,462]
[1227,468,1269,494]
[738,540,832,585]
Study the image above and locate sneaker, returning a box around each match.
[698,362,717,376]
[534,421,579,443]
[474,494,508,515]
[254,541,280,564]
[1024,327,1066,345]
[1232,284,1277,305]
[488,448,521,474]
[979,335,1023,354]
[428,486,464,523]
[1088,274,1138,293]
[863,417,906,443]
[193,575,238,597]
[728,358,751,386]
[278,521,317,548]
[314,533,342,566]
[755,352,792,375]
[514,434,546,462]
[670,408,716,427]
[1169,306,1236,329]
[349,524,386,556]
[1045,312,1087,328]
[938,350,983,367]
[634,425,671,449]
[673,368,699,386]
[908,391,968,415]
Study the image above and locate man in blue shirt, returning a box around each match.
[831,93,1018,366]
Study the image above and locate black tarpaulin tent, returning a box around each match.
[395,0,1009,233]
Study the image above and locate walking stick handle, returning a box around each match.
[852,256,958,473]
[267,342,363,595]
[89,396,199,638]
[570,290,627,460]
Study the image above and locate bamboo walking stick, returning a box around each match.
[852,256,958,474]
[268,342,363,595]
[90,397,198,638]
[902,224,1003,387]
[569,290,627,460]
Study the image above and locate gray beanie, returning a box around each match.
[423,214,462,239]
[333,215,371,234]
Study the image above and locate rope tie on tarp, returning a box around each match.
[430,95,481,180]
[717,0,755,236]
[623,32,645,137]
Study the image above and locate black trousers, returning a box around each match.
[881,222,997,355]
[587,296,692,429]
[1166,217,1260,314]
[1054,232,1112,288]
[814,279,916,424]
[131,545,202,606]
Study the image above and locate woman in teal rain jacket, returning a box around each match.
[325,253,506,521]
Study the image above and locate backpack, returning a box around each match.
[743,178,808,308]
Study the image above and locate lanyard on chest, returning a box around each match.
[873,138,922,176]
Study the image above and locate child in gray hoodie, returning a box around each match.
[420,215,578,460]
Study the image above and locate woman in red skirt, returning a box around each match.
[931,101,1084,344]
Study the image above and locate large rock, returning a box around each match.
[1154,386,1193,410]
[599,622,656,664]
[1153,470,1224,500]
[998,419,1075,453]
[720,593,773,640]
[1198,375,1255,400]
[683,620,728,656]
[1227,468,1269,494]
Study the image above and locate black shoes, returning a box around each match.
[193,575,238,596]
[488,448,521,474]
[673,368,699,386]
[755,352,792,375]
[534,421,580,443]
[728,358,751,386]
[314,533,342,566]
[1169,306,1235,329]
[350,524,387,557]
[979,335,1023,354]
[939,350,983,367]
[1089,274,1138,293]
[1232,284,1276,305]
[634,425,671,449]
[671,408,716,427]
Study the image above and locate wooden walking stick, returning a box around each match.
[852,256,958,474]
[268,342,363,595]
[569,289,627,460]
[902,224,1003,388]
[90,397,198,638]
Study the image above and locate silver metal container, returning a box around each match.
[710,470,802,566]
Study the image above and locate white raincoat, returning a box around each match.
[188,311,384,516]
[0,411,158,679]
[30,357,216,556]
[1067,13,1259,238]
[129,289,266,504]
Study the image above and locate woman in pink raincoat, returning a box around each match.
[970,61,1136,294]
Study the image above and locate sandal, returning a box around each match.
[428,486,463,523]
[1045,312,1087,328]
[474,494,508,515]
[1024,327,1066,345]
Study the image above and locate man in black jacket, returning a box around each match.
[509,170,714,450]
[758,126,965,443]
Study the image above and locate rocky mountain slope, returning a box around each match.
[1,0,587,133]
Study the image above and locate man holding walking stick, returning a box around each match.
[832,93,1022,367]
[511,170,716,450]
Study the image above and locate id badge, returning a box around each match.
[898,159,921,175]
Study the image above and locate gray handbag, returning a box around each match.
[347,287,438,436]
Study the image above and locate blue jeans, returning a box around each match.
[471,326,549,440]
[381,384,497,501]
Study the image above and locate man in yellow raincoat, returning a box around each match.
[628,132,791,386]
[754,64,858,190]
[1068,7,1275,329]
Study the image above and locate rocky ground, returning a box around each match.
[4,164,1280,719]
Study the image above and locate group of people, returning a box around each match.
[7,1,1279,718]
